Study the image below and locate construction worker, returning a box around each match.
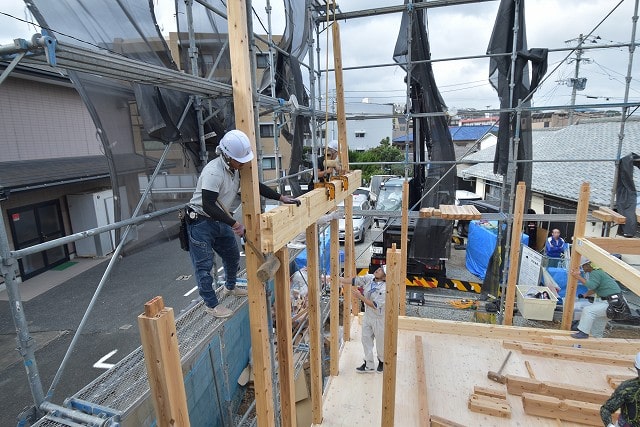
[569,256,622,339]
[186,130,299,318]
[600,352,640,427]
[339,265,387,373]
[306,139,339,192]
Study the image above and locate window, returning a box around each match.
[315,129,326,139]
[355,131,366,138]
[484,180,502,204]
[256,53,270,69]
[262,156,281,170]
[260,123,275,138]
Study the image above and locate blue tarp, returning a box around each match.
[293,228,344,273]
[465,220,529,280]
[543,267,588,298]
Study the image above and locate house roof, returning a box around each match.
[460,119,640,206]
[449,125,497,141]
[0,154,173,193]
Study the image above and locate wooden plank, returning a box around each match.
[468,394,511,418]
[561,182,590,329]
[591,209,614,222]
[503,341,634,366]
[521,392,602,426]
[415,336,429,427]
[506,375,610,404]
[504,182,526,325]
[226,1,274,426]
[306,224,323,424]
[599,207,626,224]
[474,386,507,400]
[574,237,640,297]
[330,218,340,376]
[332,15,348,171]
[260,170,361,253]
[467,205,482,219]
[398,317,574,342]
[585,237,640,255]
[138,297,190,427]
[274,248,296,427]
[606,374,636,389]
[344,195,354,341]
[549,336,640,354]
[400,181,409,315]
[420,207,435,218]
[430,415,466,427]
[381,246,401,427]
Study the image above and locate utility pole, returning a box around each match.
[568,34,583,125]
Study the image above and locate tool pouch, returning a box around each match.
[178,209,190,251]
[606,294,631,320]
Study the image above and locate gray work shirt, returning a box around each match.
[188,156,239,216]
[353,274,386,317]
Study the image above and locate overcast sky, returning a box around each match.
[2,0,639,112]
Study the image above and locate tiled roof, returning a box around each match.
[460,119,640,206]
[449,125,497,141]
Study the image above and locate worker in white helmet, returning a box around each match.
[600,351,640,426]
[339,264,387,373]
[306,139,339,192]
[186,130,300,318]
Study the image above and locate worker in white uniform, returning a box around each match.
[340,265,387,373]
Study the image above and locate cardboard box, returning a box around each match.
[516,285,558,321]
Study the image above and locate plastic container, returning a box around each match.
[516,285,558,321]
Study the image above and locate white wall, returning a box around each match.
[329,102,393,151]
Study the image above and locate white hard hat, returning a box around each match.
[382,264,387,275]
[580,256,590,266]
[635,351,640,369]
[327,140,339,152]
[219,130,254,163]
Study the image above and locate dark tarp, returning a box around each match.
[393,0,455,262]
[616,152,640,236]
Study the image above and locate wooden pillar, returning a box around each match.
[504,182,526,325]
[274,248,296,427]
[561,182,590,329]
[381,245,401,427]
[399,181,409,315]
[138,296,190,427]
[343,195,354,342]
[306,224,323,423]
[226,2,274,426]
[330,218,340,376]
[414,336,429,427]
[331,13,348,170]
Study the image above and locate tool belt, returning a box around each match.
[605,293,631,320]
[178,208,190,251]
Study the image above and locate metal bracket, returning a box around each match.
[314,181,336,200]
[330,175,349,191]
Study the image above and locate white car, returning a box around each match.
[337,198,372,243]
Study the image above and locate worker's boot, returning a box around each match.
[355,361,375,373]
[377,360,383,373]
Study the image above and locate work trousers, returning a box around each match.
[577,299,609,336]
[188,218,239,308]
[362,312,385,369]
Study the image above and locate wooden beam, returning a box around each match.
[274,248,296,427]
[506,375,610,404]
[474,386,507,400]
[521,392,602,426]
[398,317,574,342]
[548,336,640,354]
[260,170,361,253]
[504,182,526,325]
[330,218,340,376]
[381,246,401,427]
[306,224,323,424]
[430,415,466,427]
[594,207,626,224]
[331,17,348,170]
[561,182,590,329]
[503,341,634,366]
[400,181,409,315]
[606,374,636,389]
[467,394,511,418]
[415,335,429,427]
[226,1,274,426]
[138,297,190,427]
[344,195,355,342]
[574,237,640,296]
[584,237,640,255]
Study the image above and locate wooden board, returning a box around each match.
[468,394,511,418]
[506,375,610,404]
[585,237,640,255]
[606,374,636,389]
[503,341,634,366]
[521,393,602,426]
[504,182,526,325]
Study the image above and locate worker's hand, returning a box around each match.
[570,269,581,278]
[351,287,362,299]
[231,222,245,237]
[280,195,301,206]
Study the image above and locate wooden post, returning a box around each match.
[381,245,401,427]
[415,335,429,427]
[561,182,590,329]
[306,224,323,423]
[503,182,526,325]
[226,2,274,426]
[399,180,409,315]
[330,217,340,376]
[343,195,354,342]
[331,13,348,170]
[274,248,296,427]
[138,296,190,427]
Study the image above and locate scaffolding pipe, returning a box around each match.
[403,0,414,180]
[610,0,639,209]
[39,401,111,427]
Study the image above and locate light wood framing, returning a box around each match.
[381,246,401,427]
[330,218,340,376]
[399,181,409,315]
[504,182,526,325]
[306,224,323,424]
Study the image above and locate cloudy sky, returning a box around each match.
[1,0,638,112]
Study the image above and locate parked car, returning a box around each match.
[353,186,374,209]
[338,198,372,243]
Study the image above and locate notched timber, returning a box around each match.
[521,392,602,426]
[503,341,633,366]
[506,375,610,404]
[260,170,361,252]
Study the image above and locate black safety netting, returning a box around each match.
[393,0,455,264]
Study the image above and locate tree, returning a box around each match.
[349,137,405,183]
